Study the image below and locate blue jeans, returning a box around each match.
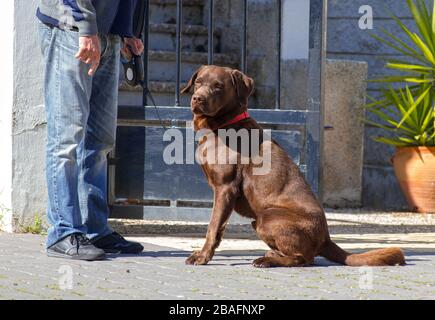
[39,23,121,248]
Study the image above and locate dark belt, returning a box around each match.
[43,22,78,32]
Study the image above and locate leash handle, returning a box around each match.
[121,45,144,87]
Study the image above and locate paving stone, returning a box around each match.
[0,232,434,300]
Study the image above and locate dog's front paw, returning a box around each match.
[253,257,273,268]
[185,251,210,266]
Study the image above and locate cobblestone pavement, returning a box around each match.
[0,228,434,300]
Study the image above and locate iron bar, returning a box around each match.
[241,0,248,73]
[142,0,150,107]
[208,0,214,65]
[275,0,282,110]
[305,0,327,199]
[175,0,183,106]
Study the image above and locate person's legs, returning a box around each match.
[78,34,121,240]
[78,35,143,254]
[39,23,93,248]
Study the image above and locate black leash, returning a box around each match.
[141,83,168,131]
[121,48,169,131]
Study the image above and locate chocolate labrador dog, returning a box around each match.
[181,65,405,268]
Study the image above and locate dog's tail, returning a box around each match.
[319,240,405,266]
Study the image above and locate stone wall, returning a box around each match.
[327,0,427,209]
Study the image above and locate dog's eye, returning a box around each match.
[214,83,224,90]
[194,82,202,89]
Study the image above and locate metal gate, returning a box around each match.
[109,0,327,221]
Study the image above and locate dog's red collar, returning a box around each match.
[212,111,250,131]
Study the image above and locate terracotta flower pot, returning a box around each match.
[392,146,435,213]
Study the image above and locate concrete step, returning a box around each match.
[119,80,274,109]
[149,23,220,52]
[150,0,205,25]
[120,50,238,82]
[119,80,191,107]
[147,50,238,82]
[117,51,281,108]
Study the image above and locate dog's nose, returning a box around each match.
[192,94,206,104]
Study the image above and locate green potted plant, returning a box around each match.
[366,0,435,213]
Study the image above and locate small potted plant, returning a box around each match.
[366,0,435,213]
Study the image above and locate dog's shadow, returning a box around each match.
[105,250,345,267]
[105,249,432,267]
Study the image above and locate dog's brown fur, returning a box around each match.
[181,65,405,268]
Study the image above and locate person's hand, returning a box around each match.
[122,37,144,58]
[75,35,101,76]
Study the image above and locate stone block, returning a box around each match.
[323,59,368,208]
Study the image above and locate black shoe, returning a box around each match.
[47,233,106,261]
[91,232,144,254]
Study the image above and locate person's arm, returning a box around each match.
[118,0,145,58]
[72,0,100,76]
[75,0,98,37]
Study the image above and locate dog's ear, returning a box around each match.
[231,69,254,104]
[181,66,205,94]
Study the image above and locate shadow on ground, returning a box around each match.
[104,246,435,268]
[111,220,435,237]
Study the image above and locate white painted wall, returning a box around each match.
[0,0,46,231]
[282,0,310,60]
[12,0,47,228]
[0,0,14,232]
